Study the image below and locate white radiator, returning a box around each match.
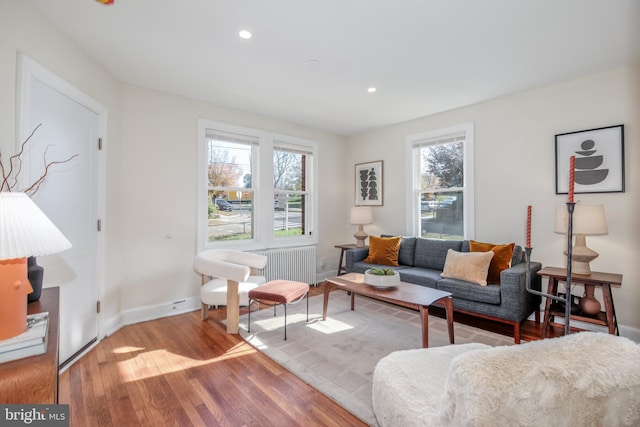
[253,246,317,285]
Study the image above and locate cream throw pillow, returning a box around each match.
[441,249,494,286]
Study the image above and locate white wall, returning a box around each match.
[119,85,348,313]
[0,0,124,328]
[347,66,640,337]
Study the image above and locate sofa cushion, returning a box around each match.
[438,333,640,427]
[441,249,494,286]
[469,240,515,285]
[364,236,401,266]
[398,237,417,266]
[351,261,408,274]
[382,235,417,266]
[511,245,523,265]
[437,279,502,305]
[414,238,463,271]
[372,343,491,427]
[397,267,441,288]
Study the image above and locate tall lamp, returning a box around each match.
[350,206,373,248]
[0,192,71,340]
[554,202,608,314]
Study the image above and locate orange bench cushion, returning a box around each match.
[248,280,309,304]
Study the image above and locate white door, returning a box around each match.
[19,57,102,367]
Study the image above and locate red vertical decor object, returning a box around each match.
[526,205,532,249]
[568,156,575,203]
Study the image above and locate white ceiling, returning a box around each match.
[29,0,640,136]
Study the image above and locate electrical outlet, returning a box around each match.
[171,299,186,311]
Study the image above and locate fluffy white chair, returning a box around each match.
[373,332,640,427]
[194,249,267,334]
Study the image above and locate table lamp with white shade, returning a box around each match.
[350,206,373,248]
[554,202,608,314]
[0,192,71,340]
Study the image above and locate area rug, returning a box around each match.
[238,291,515,426]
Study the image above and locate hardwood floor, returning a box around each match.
[59,283,566,426]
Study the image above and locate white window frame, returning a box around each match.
[197,119,318,252]
[405,122,475,239]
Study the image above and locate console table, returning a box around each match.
[0,287,60,403]
[538,267,621,338]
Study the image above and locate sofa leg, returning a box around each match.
[534,309,540,323]
[513,322,521,344]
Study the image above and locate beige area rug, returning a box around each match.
[238,291,515,426]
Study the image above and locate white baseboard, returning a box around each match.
[103,296,201,337]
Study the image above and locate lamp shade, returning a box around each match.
[350,206,373,225]
[0,192,72,259]
[554,203,608,236]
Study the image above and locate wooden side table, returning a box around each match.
[538,267,621,338]
[0,287,60,403]
[335,244,364,275]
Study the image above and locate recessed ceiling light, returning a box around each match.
[367,87,377,93]
[305,59,320,69]
[239,30,252,40]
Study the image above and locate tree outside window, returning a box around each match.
[409,124,473,240]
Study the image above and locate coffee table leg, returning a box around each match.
[323,282,335,321]
[419,305,429,348]
[442,296,454,344]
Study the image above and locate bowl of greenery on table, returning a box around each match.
[364,268,400,288]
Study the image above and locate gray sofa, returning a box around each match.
[345,237,542,343]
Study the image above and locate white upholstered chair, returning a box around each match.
[193,249,267,334]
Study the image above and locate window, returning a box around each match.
[406,123,474,240]
[273,142,314,239]
[206,129,257,242]
[198,120,317,251]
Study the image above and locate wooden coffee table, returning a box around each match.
[323,273,454,348]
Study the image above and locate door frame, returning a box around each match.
[15,53,107,363]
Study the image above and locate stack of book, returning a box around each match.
[0,312,49,363]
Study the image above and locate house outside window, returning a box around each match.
[406,123,474,240]
[198,119,317,251]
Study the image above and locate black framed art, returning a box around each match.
[555,124,624,195]
[355,160,383,206]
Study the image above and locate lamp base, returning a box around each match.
[563,234,599,276]
[28,256,44,303]
[354,225,369,248]
[0,258,33,340]
[581,284,601,315]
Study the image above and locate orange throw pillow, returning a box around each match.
[469,240,515,284]
[364,236,402,266]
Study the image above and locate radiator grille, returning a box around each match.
[253,246,317,285]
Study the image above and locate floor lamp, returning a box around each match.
[0,192,71,340]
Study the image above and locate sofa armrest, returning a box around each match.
[345,247,370,272]
[498,261,543,322]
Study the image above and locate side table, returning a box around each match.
[335,244,364,275]
[538,267,621,338]
[0,287,60,403]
